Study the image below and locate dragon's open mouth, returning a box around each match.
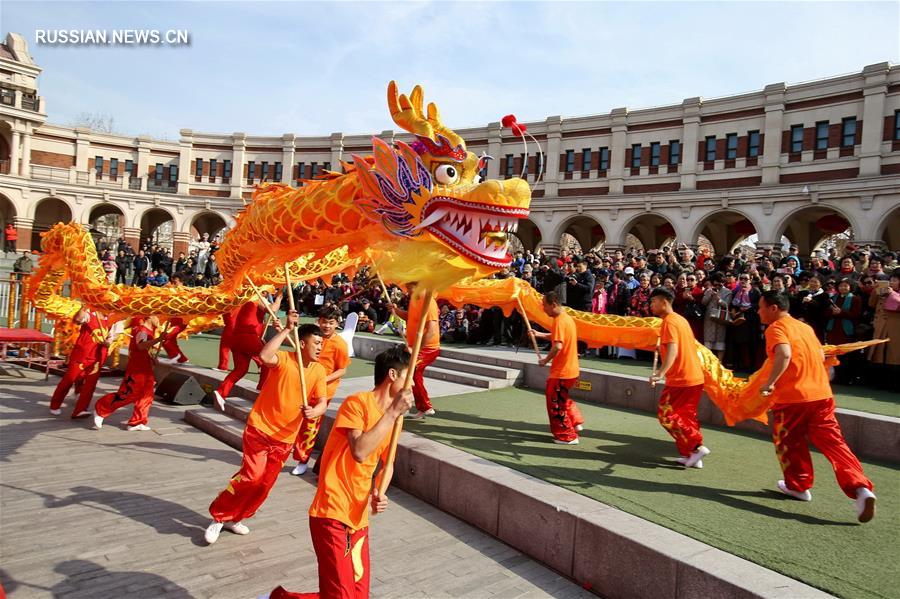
[418,197,529,268]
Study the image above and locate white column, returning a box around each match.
[19,125,31,177]
[762,83,786,185]
[74,128,92,173]
[859,62,889,177]
[679,98,701,190]
[9,128,20,176]
[486,122,502,180]
[136,137,151,191]
[543,117,562,198]
[230,133,246,200]
[329,132,343,171]
[281,133,295,183]
[608,108,627,194]
[177,129,193,194]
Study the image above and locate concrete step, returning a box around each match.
[431,356,522,381]
[184,408,244,451]
[423,365,516,390]
[438,346,533,370]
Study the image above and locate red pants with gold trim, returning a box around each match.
[161,319,188,360]
[411,347,439,412]
[657,384,704,456]
[209,425,292,523]
[217,333,267,398]
[50,346,108,417]
[771,397,873,498]
[293,399,332,464]
[94,370,155,426]
[546,377,583,442]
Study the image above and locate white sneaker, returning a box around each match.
[49,408,62,416]
[212,367,226,373]
[291,463,308,476]
[423,408,436,416]
[855,487,876,523]
[575,424,584,432]
[224,521,250,535]
[127,424,151,431]
[204,521,224,544]
[553,438,579,445]
[676,455,704,469]
[683,445,710,469]
[777,480,812,502]
[92,413,104,430]
[407,411,425,420]
[214,390,226,411]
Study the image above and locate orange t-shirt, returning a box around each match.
[406,294,440,350]
[319,335,350,399]
[764,315,832,405]
[549,310,579,380]
[247,351,327,443]
[308,391,391,531]
[660,312,705,387]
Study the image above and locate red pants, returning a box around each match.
[209,425,292,523]
[293,399,332,464]
[772,398,873,498]
[94,370,155,426]
[412,347,440,412]
[217,333,232,370]
[50,346,108,417]
[657,384,704,456]
[545,377,583,442]
[217,333,266,398]
[161,320,188,360]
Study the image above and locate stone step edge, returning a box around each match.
[183,406,833,599]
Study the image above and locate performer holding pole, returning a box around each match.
[389,282,439,419]
[528,291,585,444]
[290,305,350,476]
[284,266,308,406]
[757,290,876,522]
[92,316,166,431]
[516,296,542,360]
[264,347,413,599]
[648,287,709,469]
[48,305,111,418]
[204,312,327,544]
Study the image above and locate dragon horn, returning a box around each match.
[386,81,465,151]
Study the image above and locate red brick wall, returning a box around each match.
[31,150,75,168]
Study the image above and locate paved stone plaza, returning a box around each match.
[0,366,592,599]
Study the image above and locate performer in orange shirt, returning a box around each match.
[758,290,876,523]
[291,306,350,476]
[528,291,585,444]
[159,275,190,365]
[49,305,111,418]
[92,316,166,431]
[213,289,283,410]
[389,282,439,419]
[265,345,413,599]
[205,314,327,544]
[649,287,710,468]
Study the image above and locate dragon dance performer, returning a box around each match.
[529,291,585,444]
[159,275,190,365]
[92,316,166,431]
[649,288,710,469]
[205,314,326,545]
[48,305,112,418]
[291,306,350,476]
[213,289,283,410]
[214,308,234,372]
[389,282,439,420]
[264,347,414,599]
[758,290,876,522]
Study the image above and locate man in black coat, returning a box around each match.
[566,259,595,311]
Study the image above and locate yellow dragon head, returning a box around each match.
[352,81,531,283]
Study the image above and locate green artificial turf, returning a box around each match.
[405,387,900,599]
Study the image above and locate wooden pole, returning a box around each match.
[372,265,391,302]
[516,296,542,361]
[284,265,308,408]
[650,336,661,388]
[151,320,171,360]
[244,276,296,350]
[18,274,29,329]
[376,288,433,497]
[7,273,16,327]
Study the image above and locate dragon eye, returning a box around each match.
[434,164,460,185]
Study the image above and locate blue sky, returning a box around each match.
[3,1,898,139]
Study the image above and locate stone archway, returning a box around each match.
[0,193,16,240]
[139,207,175,251]
[620,212,676,254]
[691,209,760,256]
[775,205,856,256]
[509,218,542,253]
[878,205,900,250]
[88,203,125,252]
[32,197,72,250]
[189,211,229,243]
[557,215,605,255]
